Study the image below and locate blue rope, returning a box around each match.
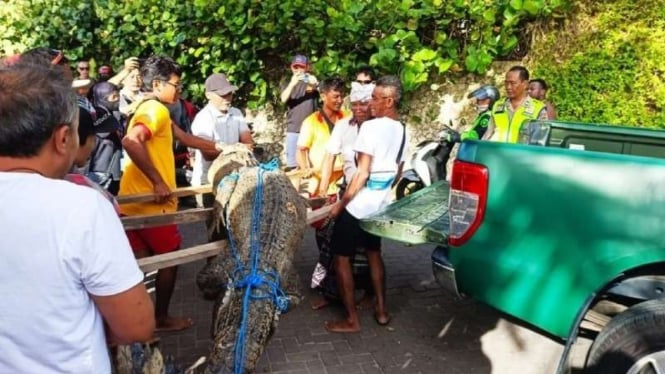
[260,158,280,171]
[216,172,239,193]
[219,161,288,374]
[130,343,145,374]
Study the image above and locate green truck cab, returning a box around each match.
[361,120,665,373]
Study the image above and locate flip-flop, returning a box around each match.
[374,313,391,326]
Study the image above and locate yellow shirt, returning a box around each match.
[298,110,350,195]
[119,99,177,216]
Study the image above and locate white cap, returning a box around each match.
[349,82,375,102]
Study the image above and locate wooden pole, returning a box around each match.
[121,208,213,231]
[121,205,332,231]
[126,205,334,272]
[116,184,213,204]
[137,240,227,273]
[117,170,305,205]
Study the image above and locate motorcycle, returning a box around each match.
[395,122,461,200]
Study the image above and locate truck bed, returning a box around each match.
[362,120,665,247]
[360,180,449,245]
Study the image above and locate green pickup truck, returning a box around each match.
[361,120,665,373]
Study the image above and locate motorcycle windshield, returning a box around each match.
[360,180,450,245]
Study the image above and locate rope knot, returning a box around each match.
[245,274,264,287]
[275,296,289,312]
[259,158,280,171]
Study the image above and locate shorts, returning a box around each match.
[126,224,182,254]
[330,209,381,257]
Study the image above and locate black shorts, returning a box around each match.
[330,209,381,257]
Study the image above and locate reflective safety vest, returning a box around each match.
[462,111,491,141]
[490,97,545,143]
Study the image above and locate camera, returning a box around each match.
[300,74,310,83]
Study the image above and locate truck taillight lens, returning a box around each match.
[448,160,488,246]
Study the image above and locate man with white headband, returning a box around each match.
[326,75,407,332]
[310,81,376,312]
[318,81,375,195]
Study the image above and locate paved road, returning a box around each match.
[157,221,568,373]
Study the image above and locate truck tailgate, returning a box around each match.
[360,180,449,245]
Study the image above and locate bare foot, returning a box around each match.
[324,319,361,333]
[374,311,391,326]
[310,296,331,310]
[156,316,194,332]
[355,295,375,310]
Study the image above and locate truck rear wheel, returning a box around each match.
[585,299,665,373]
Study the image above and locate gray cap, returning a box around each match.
[205,73,237,96]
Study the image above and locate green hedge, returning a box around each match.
[531,1,665,127]
[1,0,569,109]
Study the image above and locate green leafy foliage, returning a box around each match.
[532,0,665,127]
[1,0,569,109]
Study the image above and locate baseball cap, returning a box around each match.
[205,73,237,96]
[78,105,118,140]
[291,54,309,67]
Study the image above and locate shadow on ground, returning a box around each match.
[157,222,562,373]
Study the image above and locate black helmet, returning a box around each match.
[468,85,500,107]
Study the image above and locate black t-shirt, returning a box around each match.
[283,81,318,133]
[167,100,192,154]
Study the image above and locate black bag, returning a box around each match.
[87,133,122,191]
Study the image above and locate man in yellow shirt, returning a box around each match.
[297,77,349,196]
[119,56,192,332]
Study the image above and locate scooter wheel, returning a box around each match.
[395,178,424,200]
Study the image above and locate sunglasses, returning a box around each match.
[161,80,183,91]
[356,79,373,84]
[78,67,89,70]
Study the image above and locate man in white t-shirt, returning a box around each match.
[317,81,375,195]
[191,73,253,208]
[0,61,154,373]
[310,82,376,311]
[325,76,408,333]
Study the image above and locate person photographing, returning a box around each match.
[280,54,319,171]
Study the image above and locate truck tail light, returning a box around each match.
[448,160,489,246]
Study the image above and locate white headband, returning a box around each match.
[350,82,375,102]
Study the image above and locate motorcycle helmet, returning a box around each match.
[92,81,120,112]
[467,85,500,109]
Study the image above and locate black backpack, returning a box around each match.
[87,108,123,190]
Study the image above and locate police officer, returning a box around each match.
[462,85,500,140]
[483,66,547,143]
